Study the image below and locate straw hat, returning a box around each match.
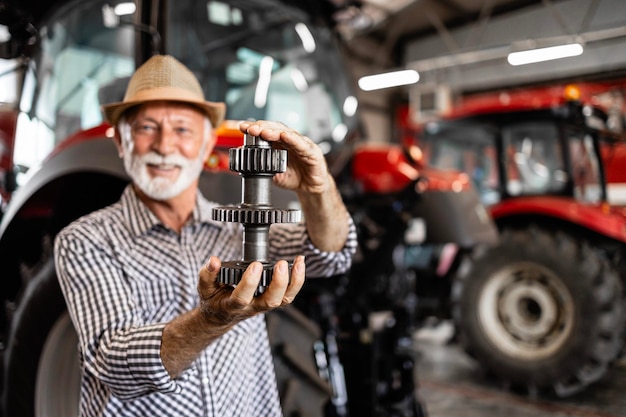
[101,54,226,127]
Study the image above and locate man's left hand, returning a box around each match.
[238,120,330,195]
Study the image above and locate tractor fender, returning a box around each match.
[0,136,126,237]
[490,196,626,243]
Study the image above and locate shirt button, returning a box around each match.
[202,377,210,385]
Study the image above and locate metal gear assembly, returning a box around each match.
[212,134,302,294]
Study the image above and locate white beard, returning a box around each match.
[122,144,206,201]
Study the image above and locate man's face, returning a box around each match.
[119,101,214,201]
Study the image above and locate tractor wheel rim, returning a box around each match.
[477,262,575,360]
[35,312,80,417]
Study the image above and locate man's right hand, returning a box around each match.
[161,255,305,378]
[197,255,306,328]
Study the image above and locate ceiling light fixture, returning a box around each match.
[114,2,136,16]
[507,43,583,66]
[254,56,274,108]
[290,68,308,92]
[0,25,9,42]
[295,23,316,53]
[343,96,358,117]
[358,69,419,91]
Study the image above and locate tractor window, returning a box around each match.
[165,0,355,153]
[568,132,602,203]
[503,121,567,196]
[12,0,135,186]
[420,121,500,205]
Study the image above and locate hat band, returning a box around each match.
[124,86,206,105]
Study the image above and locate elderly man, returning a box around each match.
[54,54,356,416]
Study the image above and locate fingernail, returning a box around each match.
[251,262,262,274]
[207,257,218,272]
[295,256,305,273]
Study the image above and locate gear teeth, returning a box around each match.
[212,207,301,224]
[218,262,273,287]
[229,147,287,174]
[212,135,302,296]
[218,261,293,295]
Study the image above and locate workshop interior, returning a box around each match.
[1,0,626,416]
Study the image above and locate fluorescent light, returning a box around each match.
[254,56,274,108]
[295,23,316,53]
[343,96,358,117]
[358,70,419,91]
[507,43,583,66]
[290,68,308,92]
[114,2,136,16]
[332,123,348,142]
[0,25,10,42]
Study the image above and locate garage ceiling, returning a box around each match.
[332,0,545,67]
[325,0,626,142]
[6,0,625,103]
[333,0,626,93]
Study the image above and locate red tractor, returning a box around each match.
[402,81,626,397]
[0,0,498,416]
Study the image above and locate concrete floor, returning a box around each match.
[413,321,626,417]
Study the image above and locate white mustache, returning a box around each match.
[140,152,191,168]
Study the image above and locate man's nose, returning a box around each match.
[152,126,177,154]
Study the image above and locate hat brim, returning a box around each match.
[101,86,226,128]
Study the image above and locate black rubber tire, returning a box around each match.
[452,226,626,397]
[2,259,80,417]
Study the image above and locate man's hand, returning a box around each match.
[238,120,330,195]
[238,120,351,253]
[197,255,306,327]
[161,255,305,378]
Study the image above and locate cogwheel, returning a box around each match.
[229,147,287,174]
[218,261,293,295]
[218,261,273,286]
[212,207,301,224]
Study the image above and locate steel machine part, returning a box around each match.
[212,134,302,294]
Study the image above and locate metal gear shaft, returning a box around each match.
[212,134,301,294]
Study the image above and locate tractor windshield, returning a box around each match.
[165,1,351,148]
[419,120,501,205]
[12,0,135,189]
[418,116,598,205]
[10,0,355,190]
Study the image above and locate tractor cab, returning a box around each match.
[412,83,626,208]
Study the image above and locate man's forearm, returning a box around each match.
[298,177,350,252]
[161,308,233,378]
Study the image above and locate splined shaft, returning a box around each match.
[212,134,302,294]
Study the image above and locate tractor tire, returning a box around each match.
[451,226,626,397]
[2,259,80,417]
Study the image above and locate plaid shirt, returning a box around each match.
[54,185,356,417]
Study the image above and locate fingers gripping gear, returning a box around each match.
[212,134,302,294]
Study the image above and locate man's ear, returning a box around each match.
[202,128,217,160]
[112,128,124,158]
